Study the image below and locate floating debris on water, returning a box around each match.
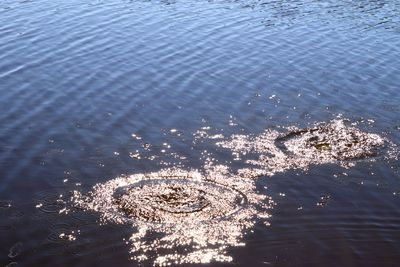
[72,167,273,266]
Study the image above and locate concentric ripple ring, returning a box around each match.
[112,177,248,224]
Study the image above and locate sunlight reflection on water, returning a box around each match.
[70,119,397,266]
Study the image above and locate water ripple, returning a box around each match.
[72,167,273,265]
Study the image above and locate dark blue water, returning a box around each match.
[0,0,399,266]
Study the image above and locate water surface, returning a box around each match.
[0,0,399,266]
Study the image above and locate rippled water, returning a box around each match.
[72,168,273,265]
[1,0,400,266]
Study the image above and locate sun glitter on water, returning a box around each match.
[72,167,273,266]
[69,118,398,266]
[218,119,395,176]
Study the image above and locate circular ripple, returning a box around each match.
[34,189,66,214]
[47,223,76,243]
[275,121,386,161]
[71,169,271,266]
[112,178,247,223]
